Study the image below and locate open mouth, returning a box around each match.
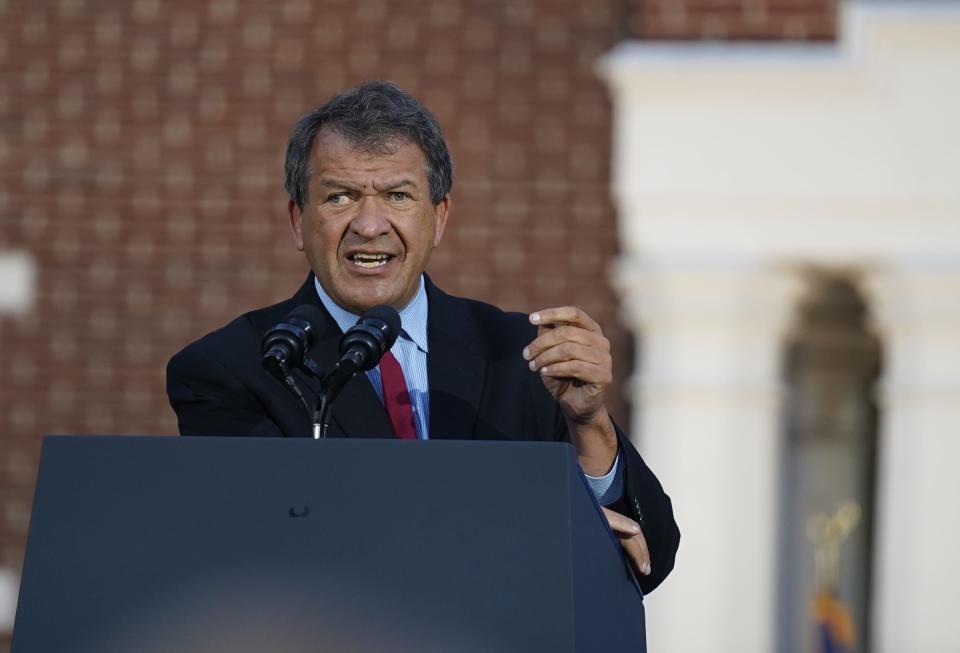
[347,252,394,269]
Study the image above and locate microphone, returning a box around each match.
[261,304,327,410]
[338,304,402,373]
[314,305,401,438]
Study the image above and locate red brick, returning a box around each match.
[0,3,837,640]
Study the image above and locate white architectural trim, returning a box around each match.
[615,258,803,653]
[0,567,16,632]
[0,251,35,630]
[0,250,36,315]
[599,1,960,651]
[600,1,960,264]
[863,264,960,653]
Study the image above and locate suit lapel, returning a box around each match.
[426,279,486,440]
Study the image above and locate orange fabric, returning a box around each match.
[811,592,856,648]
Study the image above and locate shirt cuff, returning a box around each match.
[582,451,624,505]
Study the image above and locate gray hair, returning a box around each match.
[284,81,454,209]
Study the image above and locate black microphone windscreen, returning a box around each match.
[363,304,401,340]
[287,304,327,326]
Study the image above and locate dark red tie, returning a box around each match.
[379,351,417,439]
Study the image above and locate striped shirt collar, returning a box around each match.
[313,275,429,353]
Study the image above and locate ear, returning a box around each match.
[432,194,451,247]
[288,199,305,251]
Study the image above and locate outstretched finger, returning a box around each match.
[524,325,609,361]
[621,531,652,576]
[602,507,641,536]
[602,508,651,576]
[528,341,610,371]
[530,306,602,332]
[537,360,613,385]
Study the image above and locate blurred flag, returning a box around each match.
[811,589,855,653]
[807,502,861,653]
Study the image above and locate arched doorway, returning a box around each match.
[778,272,882,653]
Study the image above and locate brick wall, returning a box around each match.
[632,0,837,40]
[0,0,836,643]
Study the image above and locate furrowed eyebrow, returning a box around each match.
[373,178,419,192]
[317,179,362,191]
[315,178,419,193]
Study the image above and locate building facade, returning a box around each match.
[3,1,955,651]
[602,2,960,651]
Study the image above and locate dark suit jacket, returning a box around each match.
[167,274,680,593]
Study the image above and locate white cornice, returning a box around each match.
[598,0,960,264]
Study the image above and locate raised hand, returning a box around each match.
[523,306,613,424]
[523,306,617,477]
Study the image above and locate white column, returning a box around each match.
[616,256,803,653]
[863,263,960,653]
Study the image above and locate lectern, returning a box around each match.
[13,436,645,652]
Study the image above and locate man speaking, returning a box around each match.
[167,81,679,594]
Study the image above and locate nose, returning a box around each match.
[349,196,392,240]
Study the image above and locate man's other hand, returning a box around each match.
[602,507,652,577]
[523,306,612,424]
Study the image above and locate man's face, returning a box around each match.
[288,129,449,314]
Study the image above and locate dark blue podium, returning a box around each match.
[13,436,645,652]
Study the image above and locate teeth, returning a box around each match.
[350,253,390,268]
